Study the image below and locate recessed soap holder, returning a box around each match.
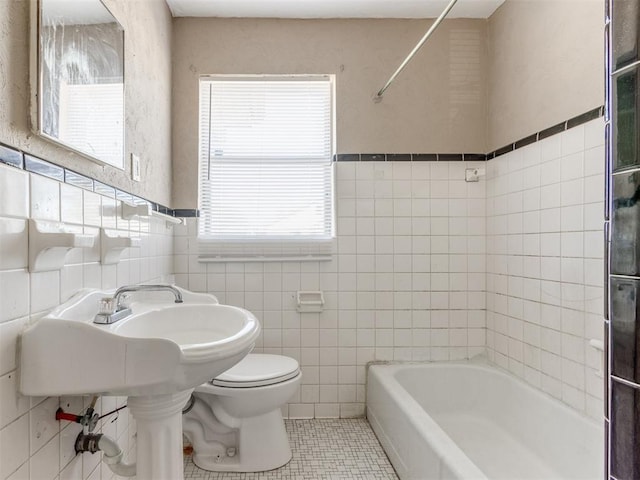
[101,228,141,265]
[296,291,325,313]
[29,219,95,272]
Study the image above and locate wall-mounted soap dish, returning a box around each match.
[29,219,95,272]
[121,202,182,228]
[100,228,141,265]
[121,202,152,220]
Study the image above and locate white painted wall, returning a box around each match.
[171,17,489,209]
[487,0,604,151]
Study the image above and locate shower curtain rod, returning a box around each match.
[374,0,460,101]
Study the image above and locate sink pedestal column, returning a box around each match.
[127,390,192,480]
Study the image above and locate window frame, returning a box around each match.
[197,74,336,261]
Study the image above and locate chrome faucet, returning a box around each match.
[113,284,183,309]
[94,284,183,324]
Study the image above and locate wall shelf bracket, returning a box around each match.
[100,228,141,265]
[29,219,95,272]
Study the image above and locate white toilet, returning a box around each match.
[182,353,301,472]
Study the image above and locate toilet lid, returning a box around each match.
[211,354,300,388]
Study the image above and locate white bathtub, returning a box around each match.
[367,361,603,480]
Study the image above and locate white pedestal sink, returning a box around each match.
[18,286,261,480]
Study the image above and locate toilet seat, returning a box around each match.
[211,354,300,388]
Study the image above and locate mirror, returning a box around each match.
[32,0,125,168]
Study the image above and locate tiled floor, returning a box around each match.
[183,418,399,479]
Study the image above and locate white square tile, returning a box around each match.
[60,454,82,480]
[561,257,584,284]
[0,270,29,323]
[522,165,541,190]
[540,158,561,186]
[60,265,83,303]
[288,404,314,419]
[373,179,393,198]
[82,191,101,227]
[583,174,603,204]
[540,183,561,209]
[583,231,603,259]
[0,316,28,375]
[30,174,60,221]
[30,271,60,314]
[560,178,583,207]
[430,163,449,180]
[561,205,584,232]
[584,258,603,287]
[0,372,29,429]
[356,180,374,199]
[355,199,375,217]
[0,218,28,270]
[584,118,605,149]
[540,208,561,232]
[561,125,585,156]
[539,134,561,162]
[29,396,59,455]
[584,145,605,177]
[0,413,29,479]
[540,257,561,281]
[6,460,28,480]
[60,184,83,224]
[523,188,541,212]
[29,434,59,480]
[335,162,356,181]
[561,358,585,390]
[583,203,603,230]
[355,162,374,181]
[0,165,29,219]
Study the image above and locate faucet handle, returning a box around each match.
[99,297,117,315]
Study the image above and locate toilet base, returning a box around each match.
[191,409,292,472]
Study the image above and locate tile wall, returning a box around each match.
[175,160,488,418]
[485,118,606,420]
[0,118,606,478]
[0,162,174,480]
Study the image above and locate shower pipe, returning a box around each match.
[374,0,459,101]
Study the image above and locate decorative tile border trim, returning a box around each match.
[0,144,200,218]
[335,152,485,162]
[336,106,605,162]
[486,106,604,159]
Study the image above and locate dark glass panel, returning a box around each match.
[612,171,640,275]
[610,278,640,383]
[612,0,640,70]
[613,68,640,171]
[611,380,640,479]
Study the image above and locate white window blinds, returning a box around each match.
[198,76,335,260]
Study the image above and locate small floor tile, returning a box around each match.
[183,418,398,479]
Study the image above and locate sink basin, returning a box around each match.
[19,287,261,397]
[112,304,256,360]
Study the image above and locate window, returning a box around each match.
[198,75,335,260]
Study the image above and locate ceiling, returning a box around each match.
[165,0,506,19]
